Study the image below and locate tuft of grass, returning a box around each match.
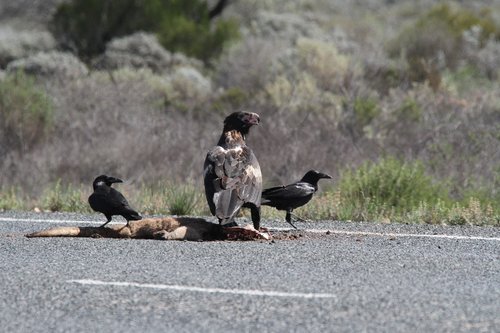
[0,188,25,211]
[166,184,202,216]
[40,180,90,213]
[0,178,498,227]
[132,183,204,216]
[403,198,500,226]
[133,186,171,216]
[265,190,499,226]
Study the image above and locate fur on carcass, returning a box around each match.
[25,217,270,241]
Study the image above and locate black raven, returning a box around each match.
[204,111,262,229]
[88,175,142,228]
[261,170,332,228]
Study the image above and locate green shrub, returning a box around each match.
[0,72,53,152]
[295,38,350,91]
[353,97,380,129]
[396,97,422,122]
[339,157,448,215]
[340,96,381,141]
[50,0,239,61]
[212,87,248,113]
[156,10,239,62]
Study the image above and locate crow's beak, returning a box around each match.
[320,173,332,179]
[107,177,123,184]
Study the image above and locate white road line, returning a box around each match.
[67,279,336,299]
[2,216,500,242]
[0,217,117,225]
[271,227,500,242]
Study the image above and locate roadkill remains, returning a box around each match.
[24,217,291,241]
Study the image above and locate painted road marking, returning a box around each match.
[67,279,337,299]
[2,217,500,242]
[0,217,120,225]
[271,227,500,242]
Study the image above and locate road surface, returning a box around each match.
[0,212,499,332]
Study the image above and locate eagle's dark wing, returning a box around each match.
[204,145,262,224]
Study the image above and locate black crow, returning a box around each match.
[204,111,262,229]
[261,170,332,228]
[88,175,142,228]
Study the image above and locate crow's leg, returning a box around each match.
[99,216,112,228]
[249,204,261,230]
[285,211,298,229]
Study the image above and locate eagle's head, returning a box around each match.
[223,111,260,136]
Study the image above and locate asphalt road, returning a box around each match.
[0,211,499,333]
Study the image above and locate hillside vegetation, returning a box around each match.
[0,0,499,225]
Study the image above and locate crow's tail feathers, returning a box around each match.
[124,211,142,221]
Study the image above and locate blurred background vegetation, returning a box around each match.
[0,0,499,225]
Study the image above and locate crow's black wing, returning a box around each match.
[262,182,316,201]
[204,145,262,224]
[89,188,139,219]
[108,188,141,219]
[88,192,109,214]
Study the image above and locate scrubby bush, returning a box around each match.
[165,66,213,107]
[50,0,239,62]
[0,27,56,67]
[340,95,381,141]
[462,26,500,80]
[247,11,330,44]
[6,51,88,80]
[215,37,279,92]
[371,83,500,197]
[93,32,173,73]
[388,3,500,87]
[155,3,239,62]
[338,157,448,216]
[295,38,350,91]
[0,72,53,153]
[212,88,248,112]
